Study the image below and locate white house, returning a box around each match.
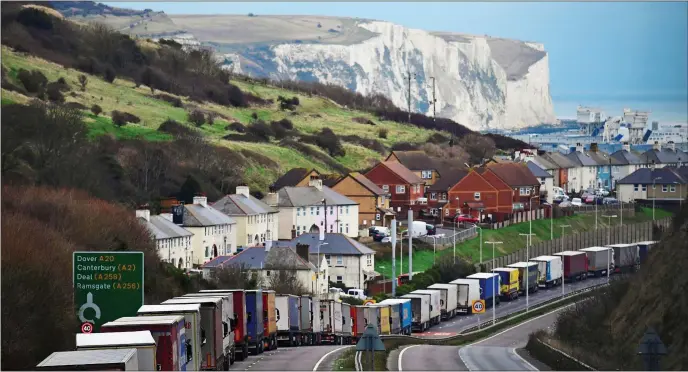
[212,186,279,250]
[137,209,194,268]
[290,233,376,290]
[526,161,554,203]
[610,145,646,189]
[181,195,237,267]
[566,148,599,192]
[263,176,360,240]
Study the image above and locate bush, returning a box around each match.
[158,119,200,138]
[269,121,289,139]
[227,84,247,107]
[315,127,346,157]
[188,109,206,127]
[16,7,54,30]
[277,95,300,111]
[78,74,88,91]
[251,112,258,120]
[111,110,140,126]
[247,120,274,141]
[45,83,65,102]
[352,116,376,125]
[17,69,47,93]
[90,104,102,116]
[155,93,183,108]
[378,128,388,139]
[64,102,87,110]
[227,122,246,133]
[103,66,116,83]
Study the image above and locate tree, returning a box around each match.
[211,263,260,289]
[90,104,102,116]
[378,128,388,139]
[78,74,88,91]
[458,133,496,166]
[188,109,206,127]
[267,270,309,295]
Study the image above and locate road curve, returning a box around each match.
[229,345,353,371]
[398,345,468,371]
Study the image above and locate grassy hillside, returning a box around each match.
[1,45,446,190]
[375,207,671,277]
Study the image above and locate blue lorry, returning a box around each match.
[245,289,265,355]
[466,272,501,307]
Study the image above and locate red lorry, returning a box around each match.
[553,251,588,282]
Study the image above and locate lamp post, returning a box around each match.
[453,197,459,264]
[652,177,662,220]
[485,240,503,325]
[602,215,617,245]
[519,233,535,311]
[476,224,483,267]
[560,225,571,297]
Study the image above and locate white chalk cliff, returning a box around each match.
[227,21,557,130]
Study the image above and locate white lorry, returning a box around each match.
[409,289,442,325]
[37,349,140,370]
[530,255,563,288]
[400,294,431,332]
[427,283,459,320]
[450,279,481,314]
[76,331,156,371]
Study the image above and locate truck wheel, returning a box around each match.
[230,348,235,365]
[243,344,249,358]
[223,355,230,371]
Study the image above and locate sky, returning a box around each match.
[107,2,688,121]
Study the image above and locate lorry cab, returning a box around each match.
[38,348,140,371]
[100,316,188,371]
[137,304,203,370]
[76,331,156,371]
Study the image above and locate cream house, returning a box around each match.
[137,209,194,268]
[180,196,237,267]
[290,233,376,290]
[212,186,279,250]
[263,176,360,240]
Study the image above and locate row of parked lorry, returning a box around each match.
[37,241,657,371]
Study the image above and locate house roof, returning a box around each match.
[271,168,314,190]
[285,233,375,255]
[140,215,193,240]
[642,149,684,165]
[322,174,343,187]
[211,245,315,271]
[566,151,599,167]
[526,161,552,178]
[379,161,423,184]
[532,156,558,170]
[587,151,624,166]
[183,204,236,227]
[610,150,645,165]
[484,163,540,187]
[346,172,387,195]
[269,185,357,207]
[212,193,277,216]
[388,151,435,171]
[616,167,688,185]
[543,152,576,168]
[428,169,469,191]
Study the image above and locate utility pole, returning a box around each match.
[429,76,437,123]
[408,209,413,280]
[560,225,571,297]
[391,219,397,297]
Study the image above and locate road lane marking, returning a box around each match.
[312,345,354,371]
[397,344,421,371]
[511,347,538,371]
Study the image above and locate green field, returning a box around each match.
[1,45,446,187]
[375,207,672,278]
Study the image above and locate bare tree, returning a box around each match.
[211,263,260,289]
[267,269,309,295]
[458,133,496,166]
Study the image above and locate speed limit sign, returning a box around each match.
[472,300,486,314]
[81,322,93,334]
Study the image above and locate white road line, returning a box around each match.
[511,347,538,371]
[397,344,421,371]
[312,345,353,371]
[355,351,362,371]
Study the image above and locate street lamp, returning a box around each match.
[519,233,535,311]
[485,240,503,325]
[453,197,459,264]
[602,215,617,246]
[560,225,571,297]
[652,177,662,220]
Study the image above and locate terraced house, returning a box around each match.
[178,195,237,267]
[212,185,279,250]
[425,170,468,218]
[365,161,425,216]
[263,175,359,239]
[137,209,193,269]
[482,163,541,211]
[331,172,395,227]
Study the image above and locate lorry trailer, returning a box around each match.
[162,296,233,369]
[529,256,563,288]
[320,300,345,344]
[38,348,140,371]
[409,289,441,325]
[553,251,589,282]
[76,331,156,371]
[199,289,249,360]
[449,279,481,314]
[367,303,392,335]
[275,294,301,346]
[427,283,459,319]
[378,298,412,335]
[262,290,278,351]
[606,243,640,272]
[506,262,539,295]
[400,294,431,332]
[636,241,658,264]
[491,268,520,301]
[351,305,380,339]
[465,273,501,307]
[245,290,265,354]
[579,247,614,277]
[341,303,353,341]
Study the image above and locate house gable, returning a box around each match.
[385,152,401,163]
[448,171,498,194]
[295,169,323,187]
[365,163,411,186]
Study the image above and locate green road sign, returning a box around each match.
[73,251,144,332]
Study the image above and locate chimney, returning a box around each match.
[264,186,279,207]
[309,175,323,191]
[236,184,250,198]
[135,209,151,222]
[590,143,598,153]
[160,213,173,222]
[193,195,208,207]
[653,141,660,151]
[623,142,630,152]
[667,141,676,152]
[295,243,310,263]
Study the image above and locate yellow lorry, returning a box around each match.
[491,268,520,301]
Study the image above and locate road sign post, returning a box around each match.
[73,251,144,332]
[356,324,385,371]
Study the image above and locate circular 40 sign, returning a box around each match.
[472,300,486,314]
[81,322,94,334]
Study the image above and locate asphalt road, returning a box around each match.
[397,303,571,371]
[414,276,608,338]
[229,345,353,371]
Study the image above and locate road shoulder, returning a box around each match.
[516,347,551,371]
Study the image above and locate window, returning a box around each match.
[339,224,343,233]
[662,185,668,192]
[670,185,676,192]
[642,185,647,191]
[336,255,343,265]
[430,192,437,200]
[329,206,334,215]
[396,185,405,194]
[310,207,315,215]
[336,275,343,283]
[634,184,639,191]
[474,192,481,200]
[205,246,209,257]
[382,185,389,192]
[266,270,271,277]
[653,184,657,190]
[380,195,386,205]
[329,224,334,233]
[519,188,530,196]
[325,255,331,265]
[367,254,373,266]
[345,223,349,233]
[414,184,420,193]
[541,178,546,185]
[445,208,450,216]
[345,206,349,214]
[316,207,320,216]
[421,170,432,179]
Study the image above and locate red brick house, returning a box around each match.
[424,169,468,218]
[483,163,541,210]
[446,170,499,221]
[479,168,517,213]
[365,161,425,216]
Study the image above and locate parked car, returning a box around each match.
[343,288,366,301]
[584,195,596,204]
[603,197,619,205]
[455,214,479,223]
[559,200,573,208]
[380,236,392,243]
[596,188,610,196]
[371,231,388,242]
[571,198,583,207]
